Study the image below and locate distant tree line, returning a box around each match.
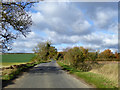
[55,47,119,71]
[97,49,119,60]
[56,47,119,62]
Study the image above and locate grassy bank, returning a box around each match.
[90,63,118,87]
[57,61,118,88]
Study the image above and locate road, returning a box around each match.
[4,60,91,88]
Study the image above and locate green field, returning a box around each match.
[2,54,35,63]
[0,54,35,67]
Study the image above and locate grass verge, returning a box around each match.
[2,63,36,81]
[57,61,118,88]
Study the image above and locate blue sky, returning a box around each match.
[10,2,118,53]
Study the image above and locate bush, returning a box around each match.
[87,52,98,63]
[76,62,92,72]
[55,52,64,60]
[64,47,85,68]
[33,41,57,62]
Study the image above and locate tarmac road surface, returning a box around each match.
[4,60,92,88]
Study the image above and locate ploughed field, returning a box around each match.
[1,54,35,67]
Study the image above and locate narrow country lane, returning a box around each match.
[4,60,92,88]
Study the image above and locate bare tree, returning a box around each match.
[0,2,35,52]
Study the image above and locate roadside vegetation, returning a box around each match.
[56,46,119,88]
[90,63,118,86]
[57,62,117,88]
[32,41,57,63]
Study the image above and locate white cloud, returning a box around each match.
[72,20,91,34]
[93,7,118,29]
[10,2,118,53]
[31,2,92,36]
[103,34,118,48]
[11,32,44,53]
[108,23,118,33]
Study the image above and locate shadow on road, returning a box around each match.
[29,66,63,75]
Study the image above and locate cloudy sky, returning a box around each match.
[10,1,118,53]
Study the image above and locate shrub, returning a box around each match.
[64,47,85,68]
[33,41,57,61]
[88,52,98,63]
[55,52,64,60]
[77,62,92,72]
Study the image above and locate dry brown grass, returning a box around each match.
[0,62,27,68]
[90,63,118,87]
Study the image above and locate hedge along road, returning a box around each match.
[4,60,92,88]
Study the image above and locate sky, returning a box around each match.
[10,1,118,53]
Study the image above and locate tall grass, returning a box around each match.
[90,63,118,87]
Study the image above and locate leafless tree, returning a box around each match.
[0,2,35,52]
